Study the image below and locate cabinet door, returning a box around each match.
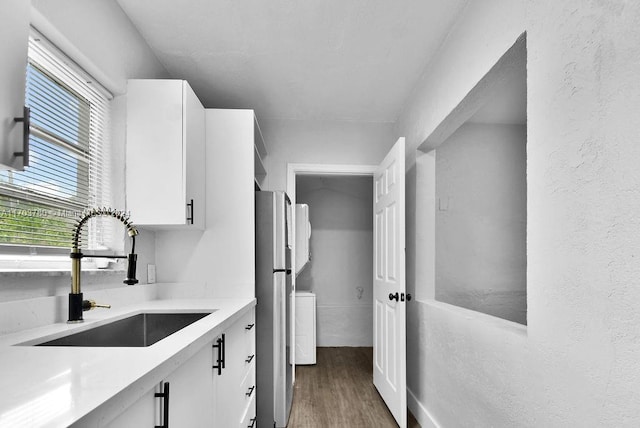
[183,82,205,229]
[103,388,156,428]
[103,344,214,427]
[126,79,205,228]
[0,0,29,170]
[127,79,184,225]
[165,343,214,426]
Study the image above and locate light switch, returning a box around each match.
[439,197,449,211]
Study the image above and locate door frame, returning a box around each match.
[286,163,378,382]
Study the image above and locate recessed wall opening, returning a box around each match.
[418,34,527,325]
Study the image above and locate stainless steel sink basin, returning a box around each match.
[36,312,213,347]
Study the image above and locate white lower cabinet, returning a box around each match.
[105,343,213,427]
[214,308,256,428]
[104,307,255,427]
[104,388,156,427]
[164,344,214,425]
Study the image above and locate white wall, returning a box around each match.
[154,110,256,298]
[30,0,166,95]
[396,0,640,426]
[435,123,526,325]
[0,1,167,302]
[260,118,395,191]
[296,175,373,346]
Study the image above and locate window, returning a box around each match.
[0,30,112,253]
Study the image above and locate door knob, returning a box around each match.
[388,292,399,301]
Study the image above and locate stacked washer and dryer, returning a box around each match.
[294,204,316,365]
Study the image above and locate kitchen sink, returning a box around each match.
[35,312,213,347]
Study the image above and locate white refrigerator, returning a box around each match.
[255,191,293,428]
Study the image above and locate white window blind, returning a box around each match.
[0,30,113,251]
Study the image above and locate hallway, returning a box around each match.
[288,347,420,427]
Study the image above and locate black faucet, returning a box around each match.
[68,208,139,323]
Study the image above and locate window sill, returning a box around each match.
[0,255,126,274]
[0,268,125,275]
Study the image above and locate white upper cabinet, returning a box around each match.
[126,79,205,229]
[0,0,29,170]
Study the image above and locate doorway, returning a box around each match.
[295,174,374,346]
[287,137,410,428]
[286,163,377,378]
[287,164,419,427]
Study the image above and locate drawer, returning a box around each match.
[239,392,256,428]
[240,308,255,366]
[237,307,255,335]
[242,348,256,376]
[239,359,256,408]
[225,308,255,378]
[242,308,255,345]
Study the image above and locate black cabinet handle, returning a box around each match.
[245,354,255,363]
[221,333,226,369]
[388,292,399,301]
[245,385,255,397]
[13,106,30,168]
[212,334,225,375]
[247,417,256,428]
[245,323,255,330]
[154,382,170,428]
[186,199,194,224]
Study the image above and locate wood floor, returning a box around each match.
[288,347,420,427]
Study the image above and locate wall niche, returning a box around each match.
[419,34,527,325]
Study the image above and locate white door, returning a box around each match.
[373,137,406,427]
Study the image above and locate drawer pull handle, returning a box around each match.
[245,323,255,330]
[245,354,255,363]
[247,417,256,428]
[245,385,255,397]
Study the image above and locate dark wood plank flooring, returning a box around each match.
[288,347,420,427]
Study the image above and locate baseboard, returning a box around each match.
[407,387,440,428]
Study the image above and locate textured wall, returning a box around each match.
[296,175,373,346]
[396,0,640,426]
[435,123,526,325]
[31,0,168,95]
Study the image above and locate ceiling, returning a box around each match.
[116,0,469,123]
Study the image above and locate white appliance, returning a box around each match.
[256,191,293,428]
[295,203,311,276]
[295,291,316,365]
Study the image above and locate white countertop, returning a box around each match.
[0,298,255,428]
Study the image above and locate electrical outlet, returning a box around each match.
[147,264,156,284]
